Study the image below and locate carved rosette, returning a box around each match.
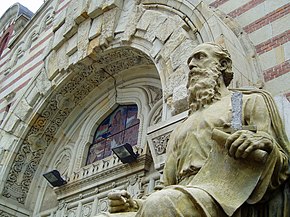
[2,48,153,204]
[98,199,109,213]
[152,133,170,155]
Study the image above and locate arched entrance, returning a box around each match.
[0,0,263,216]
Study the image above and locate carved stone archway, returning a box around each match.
[0,0,263,215]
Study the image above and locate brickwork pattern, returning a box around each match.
[243,2,290,33]
[263,60,290,82]
[228,0,265,18]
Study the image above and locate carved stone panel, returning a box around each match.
[147,112,187,170]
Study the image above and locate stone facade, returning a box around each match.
[0,0,289,216]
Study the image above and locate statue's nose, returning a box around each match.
[188,63,197,70]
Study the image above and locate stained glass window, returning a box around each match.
[86,105,140,165]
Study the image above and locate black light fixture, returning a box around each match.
[43,170,67,187]
[112,143,139,164]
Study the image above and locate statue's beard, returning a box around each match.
[187,66,222,113]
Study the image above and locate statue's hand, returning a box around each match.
[108,190,138,213]
[225,130,273,160]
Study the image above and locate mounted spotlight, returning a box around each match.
[43,170,67,187]
[112,143,139,164]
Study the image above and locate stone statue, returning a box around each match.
[98,43,290,216]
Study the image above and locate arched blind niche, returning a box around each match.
[86,105,140,165]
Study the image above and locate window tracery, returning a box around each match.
[86,105,140,165]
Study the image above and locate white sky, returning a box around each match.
[0,0,44,18]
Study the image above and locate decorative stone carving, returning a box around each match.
[2,47,153,204]
[152,133,170,155]
[67,208,77,217]
[54,149,71,179]
[27,132,48,152]
[145,85,162,108]
[102,43,290,217]
[56,93,76,110]
[150,104,162,126]
[126,175,142,199]
[98,199,109,213]
[82,203,93,217]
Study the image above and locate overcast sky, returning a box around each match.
[0,0,44,18]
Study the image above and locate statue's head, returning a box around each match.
[186,43,233,112]
[187,43,233,87]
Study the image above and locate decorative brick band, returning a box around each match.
[30,32,53,52]
[0,48,44,84]
[209,0,229,8]
[255,30,290,55]
[0,49,11,63]
[0,78,30,112]
[0,60,43,94]
[228,0,265,19]
[55,1,70,14]
[263,60,290,82]
[0,58,9,69]
[244,2,290,34]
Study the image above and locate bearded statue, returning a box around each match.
[96,43,290,217]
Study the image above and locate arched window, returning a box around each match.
[86,105,140,165]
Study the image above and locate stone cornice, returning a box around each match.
[55,154,152,200]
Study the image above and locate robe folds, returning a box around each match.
[98,90,290,217]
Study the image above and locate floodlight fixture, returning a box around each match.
[43,170,67,187]
[112,143,139,164]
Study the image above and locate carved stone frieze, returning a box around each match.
[56,93,76,111]
[2,47,153,204]
[82,203,93,217]
[27,132,48,152]
[126,174,143,199]
[98,199,109,213]
[152,133,170,155]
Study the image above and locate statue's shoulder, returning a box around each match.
[230,87,274,102]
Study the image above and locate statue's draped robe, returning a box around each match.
[157,91,289,216]
[99,91,289,217]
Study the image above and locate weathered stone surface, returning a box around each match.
[57,44,69,71]
[67,33,78,56]
[101,8,121,42]
[150,38,163,59]
[89,16,103,40]
[53,8,66,32]
[25,85,41,107]
[74,0,90,24]
[144,15,168,42]
[155,17,182,43]
[78,19,91,60]
[122,4,145,42]
[3,113,20,134]
[172,84,188,114]
[88,0,122,18]
[14,99,32,122]
[46,50,59,80]
[170,39,197,70]
[35,69,53,96]
[160,27,188,61]
[87,36,102,56]
[52,24,66,50]
[88,0,104,18]
[115,0,135,33]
